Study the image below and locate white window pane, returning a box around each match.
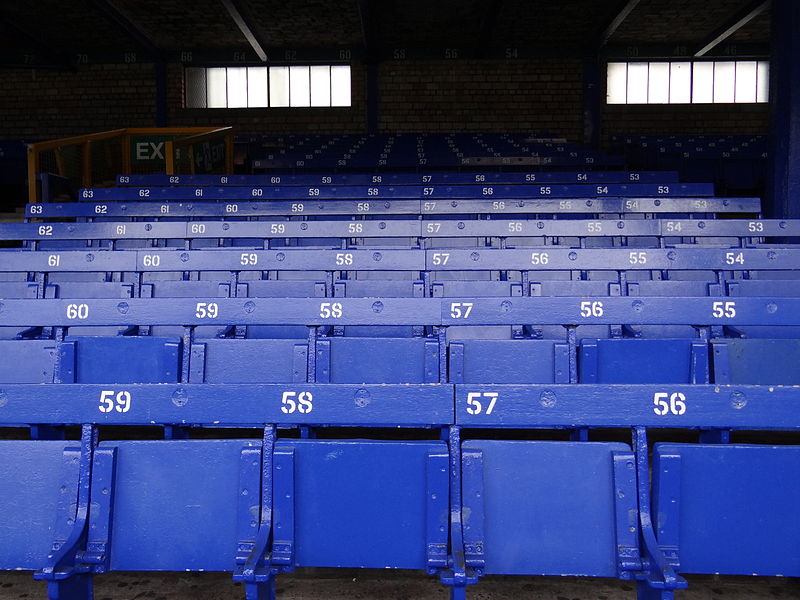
[734,61,757,103]
[692,62,714,103]
[247,67,269,108]
[757,61,770,102]
[606,62,627,104]
[648,62,670,104]
[269,67,289,107]
[185,68,207,108]
[289,66,310,107]
[331,65,351,106]
[713,61,735,103]
[626,62,648,104]
[669,62,691,103]
[207,67,227,108]
[227,67,247,108]
[310,66,331,107]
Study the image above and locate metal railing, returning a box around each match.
[27,126,234,203]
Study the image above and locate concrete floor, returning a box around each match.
[0,571,796,600]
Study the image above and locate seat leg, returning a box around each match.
[46,574,93,600]
[636,581,674,600]
[448,583,467,600]
[245,577,276,600]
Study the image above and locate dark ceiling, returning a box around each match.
[0,0,771,57]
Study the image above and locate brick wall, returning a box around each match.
[379,59,584,139]
[0,64,156,139]
[602,104,770,144]
[0,58,772,143]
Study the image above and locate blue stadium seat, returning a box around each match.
[652,444,800,576]
[0,441,73,570]
[579,339,709,383]
[190,339,308,383]
[316,337,439,383]
[461,441,634,576]
[278,439,448,569]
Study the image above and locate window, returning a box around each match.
[606,60,769,104]
[185,65,351,108]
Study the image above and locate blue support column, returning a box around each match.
[769,0,800,218]
[367,63,379,135]
[583,57,601,149]
[155,61,168,127]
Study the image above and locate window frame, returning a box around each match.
[606,59,769,105]
[184,64,352,109]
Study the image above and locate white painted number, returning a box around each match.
[66,303,89,320]
[450,302,473,319]
[335,253,353,266]
[195,302,219,318]
[280,391,313,414]
[240,253,258,266]
[725,252,744,265]
[587,222,602,232]
[628,251,647,265]
[466,392,498,415]
[712,301,736,318]
[319,302,343,319]
[99,390,132,414]
[432,252,450,265]
[530,252,549,265]
[653,392,686,416]
[143,254,161,267]
[580,301,604,317]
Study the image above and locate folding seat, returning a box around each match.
[460,440,635,576]
[651,443,800,576]
[316,337,438,383]
[449,339,568,383]
[434,279,522,340]
[189,338,308,383]
[142,279,231,338]
[626,279,717,338]
[579,338,709,383]
[270,438,448,570]
[711,338,800,384]
[0,280,39,339]
[334,279,423,337]
[93,438,261,572]
[63,336,181,383]
[725,279,800,338]
[532,279,618,340]
[0,340,58,382]
[0,337,180,384]
[241,279,325,339]
[0,440,75,570]
[47,280,134,336]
